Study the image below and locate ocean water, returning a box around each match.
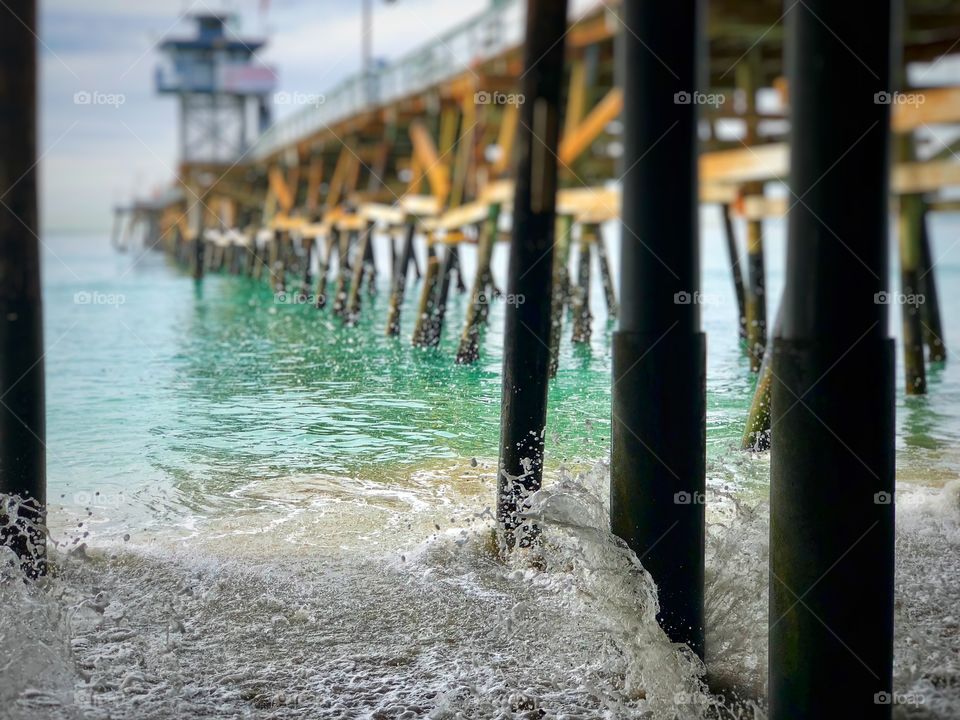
[3,209,960,718]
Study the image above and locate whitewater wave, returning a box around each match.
[2,465,958,719]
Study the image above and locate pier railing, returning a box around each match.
[252,0,602,160]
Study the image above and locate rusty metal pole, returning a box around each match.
[0,0,46,578]
[496,0,567,551]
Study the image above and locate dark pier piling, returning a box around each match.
[769,1,895,716]
[610,0,706,658]
[0,0,46,578]
[496,0,567,550]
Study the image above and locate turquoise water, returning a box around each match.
[42,212,960,531]
[7,211,959,718]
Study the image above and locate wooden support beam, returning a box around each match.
[891,86,960,131]
[548,214,574,378]
[558,87,623,166]
[386,220,417,337]
[700,143,788,184]
[918,208,946,362]
[409,120,451,207]
[702,142,960,195]
[899,136,927,395]
[326,145,353,210]
[423,245,458,347]
[286,158,302,209]
[406,155,424,195]
[456,203,501,364]
[268,165,295,215]
[570,228,593,344]
[491,103,519,177]
[893,160,960,194]
[594,224,617,318]
[315,230,338,309]
[740,301,781,450]
[305,154,324,214]
[563,58,589,140]
[412,243,441,347]
[368,120,396,194]
[449,95,477,209]
[346,224,373,324]
[722,204,748,339]
[344,152,362,198]
[496,0,567,551]
[331,229,354,316]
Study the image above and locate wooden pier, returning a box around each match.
[2,0,959,714]
[128,0,960,401]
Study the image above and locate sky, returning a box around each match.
[39,0,491,232]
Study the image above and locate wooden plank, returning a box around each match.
[737,195,788,220]
[335,214,369,232]
[481,179,514,204]
[701,182,738,204]
[557,186,620,218]
[400,194,441,217]
[359,203,405,226]
[436,199,489,231]
[699,143,788,184]
[893,160,960,194]
[893,87,960,130]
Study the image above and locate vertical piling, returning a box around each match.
[594,224,618,319]
[300,236,314,298]
[450,245,466,294]
[424,245,457,348]
[315,231,338,310]
[739,50,767,371]
[267,231,280,291]
[610,0,706,657]
[918,210,946,361]
[191,213,205,281]
[0,0,46,577]
[898,134,927,392]
[332,229,355,317]
[548,214,573,378]
[455,203,500,363]
[412,243,441,347]
[899,190,927,394]
[386,220,417,336]
[721,203,747,340]
[362,221,377,295]
[769,2,895,717]
[496,0,567,550]
[346,227,372,323]
[740,301,782,451]
[570,228,593,344]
